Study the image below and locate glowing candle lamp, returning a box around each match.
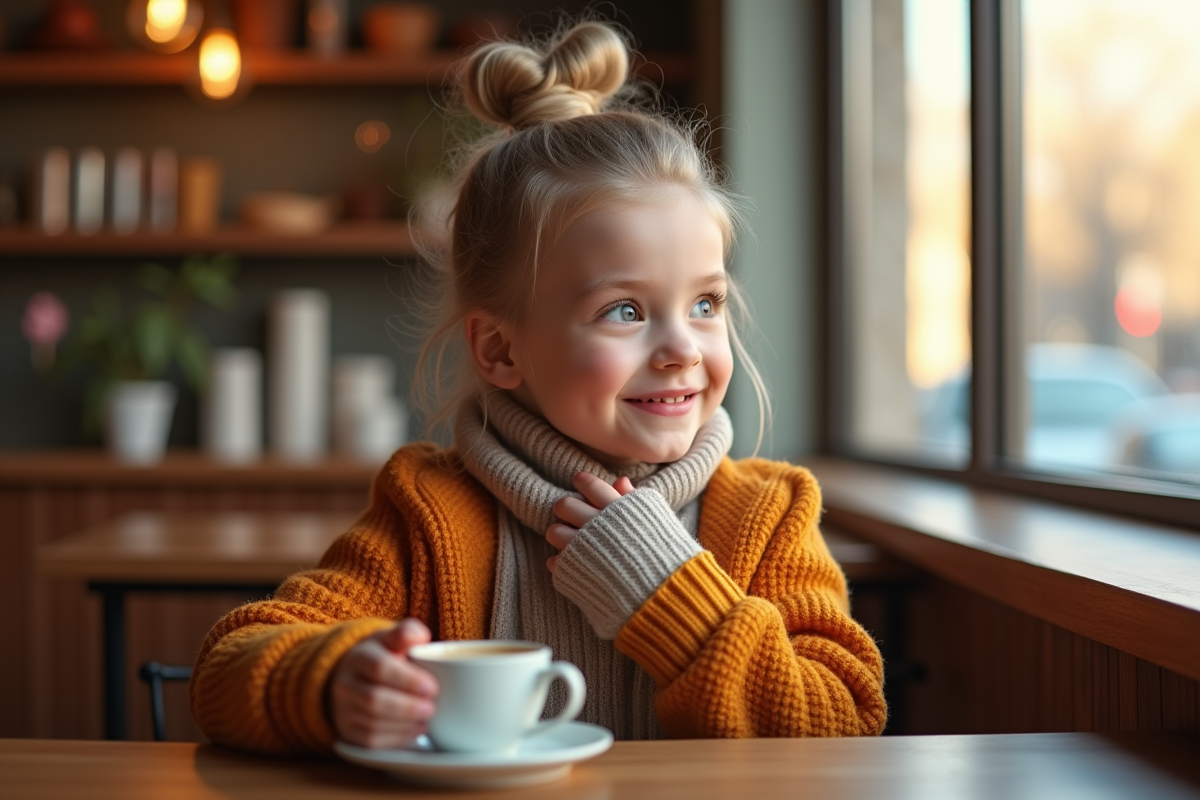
[199,29,241,100]
[145,0,187,43]
[127,0,201,52]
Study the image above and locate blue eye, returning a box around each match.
[603,303,640,323]
[691,298,716,318]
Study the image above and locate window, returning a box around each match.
[839,0,972,466]
[834,0,1200,527]
[1017,0,1200,483]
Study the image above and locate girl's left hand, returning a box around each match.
[545,472,635,572]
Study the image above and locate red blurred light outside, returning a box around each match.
[1114,285,1162,337]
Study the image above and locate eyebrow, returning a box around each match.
[575,272,728,303]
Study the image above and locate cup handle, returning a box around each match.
[528,660,586,739]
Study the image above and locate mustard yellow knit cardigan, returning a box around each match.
[189,444,887,753]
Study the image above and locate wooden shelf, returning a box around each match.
[0,220,414,257]
[0,449,378,487]
[0,50,693,87]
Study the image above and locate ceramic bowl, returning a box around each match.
[241,192,339,235]
[362,3,439,55]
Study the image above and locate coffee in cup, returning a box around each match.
[407,640,585,754]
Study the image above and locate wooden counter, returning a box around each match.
[3,733,1199,799]
[0,450,378,487]
[0,452,375,741]
[37,511,356,584]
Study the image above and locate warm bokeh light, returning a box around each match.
[199,29,241,100]
[843,0,972,461]
[1114,253,1165,337]
[905,0,971,389]
[1022,0,1200,480]
[1115,286,1163,337]
[1026,1,1200,336]
[127,0,200,52]
[355,120,392,154]
[145,0,186,43]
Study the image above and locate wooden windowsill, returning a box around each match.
[805,457,1200,683]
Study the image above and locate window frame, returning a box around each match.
[824,0,1200,531]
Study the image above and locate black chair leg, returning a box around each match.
[139,662,194,742]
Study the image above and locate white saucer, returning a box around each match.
[334,722,614,790]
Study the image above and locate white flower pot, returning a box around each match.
[107,380,177,465]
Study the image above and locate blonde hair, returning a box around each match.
[410,20,771,452]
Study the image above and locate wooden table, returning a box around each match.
[3,733,1199,799]
[36,511,357,741]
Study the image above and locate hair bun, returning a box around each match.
[462,21,629,130]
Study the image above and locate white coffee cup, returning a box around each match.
[407,640,586,754]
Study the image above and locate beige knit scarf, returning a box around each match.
[456,391,733,739]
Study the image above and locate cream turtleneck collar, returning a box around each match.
[455,391,734,535]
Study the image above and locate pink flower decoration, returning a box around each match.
[22,291,69,346]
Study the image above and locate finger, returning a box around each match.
[573,471,624,508]
[345,641,439,698]
[546,555,558,573]
[378,619,431,655]
[338,716,428,750]
[545,522,578,551]
[553,495,601,528]
[335,674,438,723]
[330,672,435,742]
[613,476,635,496]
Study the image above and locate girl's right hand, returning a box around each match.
[328,619,440,749]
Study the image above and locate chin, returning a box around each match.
[636,440,692,465]
[578,426,700,467]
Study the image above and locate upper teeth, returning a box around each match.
[643,396,688,403]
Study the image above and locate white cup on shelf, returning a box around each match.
[268,289,331,462]
[203,348,262,464]
[332,354,406,462]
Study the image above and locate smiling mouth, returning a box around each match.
[626,394,696,404]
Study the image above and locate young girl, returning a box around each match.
[190,20,886,753]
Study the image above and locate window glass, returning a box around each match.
[1019,0,1200,485]
[842,0,972,464]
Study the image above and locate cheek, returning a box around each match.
[527,332,631,392]
[572,341,637,390]
[706,333,735,387]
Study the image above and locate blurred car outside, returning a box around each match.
[920,343,1174,474]
[1111,393,1200,483]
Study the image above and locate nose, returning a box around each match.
[650,322,702,370]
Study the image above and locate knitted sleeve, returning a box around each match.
[552,487,702,638]
[613,459,887,738]
[189,445,496,755]
[188,488,409,754]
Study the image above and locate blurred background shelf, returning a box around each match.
[0,2,712,745]
[0,449,378,487]
[0,221,414,257]
[0,50,693,87]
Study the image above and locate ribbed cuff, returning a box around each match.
[615,551,745,686]
[267,617,394,752]
[553,488,702,639]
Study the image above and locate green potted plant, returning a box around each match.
[58,253,238,464]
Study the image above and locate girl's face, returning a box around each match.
[504,188,734,467]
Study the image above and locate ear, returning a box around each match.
[464,312,523,390]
